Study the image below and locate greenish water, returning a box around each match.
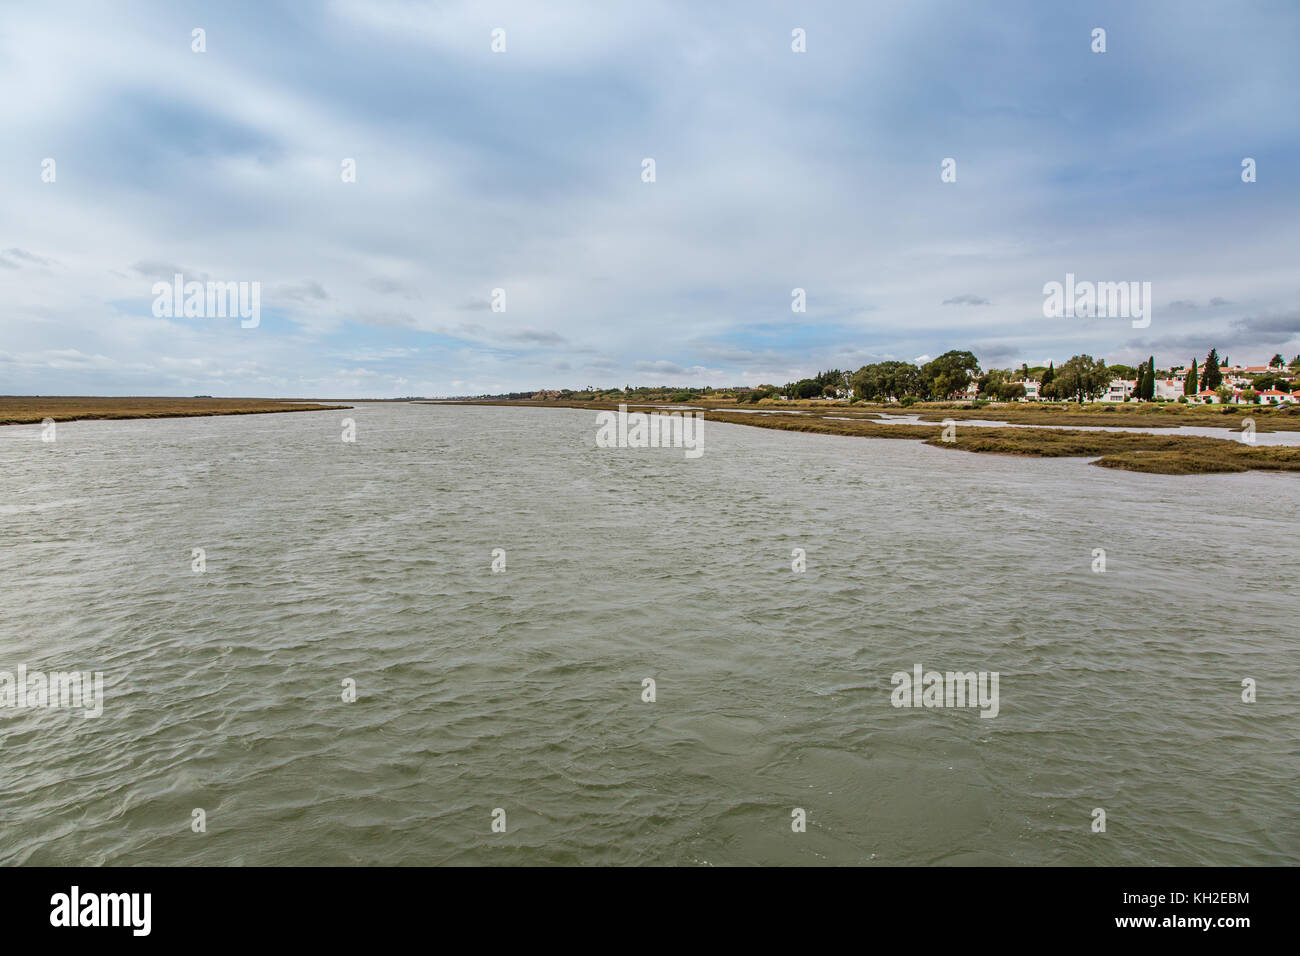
[1,403,1295,864]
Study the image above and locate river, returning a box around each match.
[1,403,1295,864]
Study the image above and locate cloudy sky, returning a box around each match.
[3,0,1298,397]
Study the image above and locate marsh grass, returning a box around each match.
[473,395,1300,430]
[443,399,1300,475]
[869,401,1300,431]
[0,396,349,426]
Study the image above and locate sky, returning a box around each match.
[2,0,1298,397]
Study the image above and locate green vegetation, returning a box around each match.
[1250,372,1287,392]
[852,361,922,401]
[1203,348,1223,390]
[783,369,848,400]
[921,350,982,399]
[1051,354,1112,403]
[1135,355,1155,401]
[849,350,982,401]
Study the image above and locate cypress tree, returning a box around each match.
[1187,358,1198,396]
[1204,349,1222,390]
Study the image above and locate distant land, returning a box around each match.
[441,395,1300,476]
[0,396,349,426]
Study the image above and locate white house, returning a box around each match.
[1101,379,1136,402]
[1153,378,1185,401]
[1257,389,1297,405]
[1018,380,1040,401]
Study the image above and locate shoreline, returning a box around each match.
[432,399,1300,475]
[427,396,1300,430]
[8,395,1297,474]
[0,397,351,426]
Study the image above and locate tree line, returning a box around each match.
[506,349,1298,404]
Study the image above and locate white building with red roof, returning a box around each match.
[1153,378,1185,400]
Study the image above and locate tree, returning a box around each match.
[1187,358,1198,396]
[1141,357,1157,401]
[978,368,1009,395]
[790,379,822,399]
[813,369,846,391]
[1132,358,1150,401]
[1040,361,1056,399]
[888,362,924,400]
[1054,354,1111,403]
[852,361,923,402]
[995,382,1026,401]
[851,365,878,401]
[1289,355,1300,372]
[1270,354,1285,368]
[921,350,982,400]
[1203,349,1223,391]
